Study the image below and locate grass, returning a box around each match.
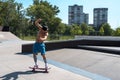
[20,35,74,41]
[59,35,74,40]
[20,36,36,41]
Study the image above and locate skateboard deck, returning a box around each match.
[29,66,51,70]
[29,66,51,72]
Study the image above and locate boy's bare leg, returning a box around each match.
[33,54,38,67]
[42,54,48,72]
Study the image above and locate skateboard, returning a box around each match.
[29,66,51,73]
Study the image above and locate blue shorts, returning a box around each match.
[33,42,46,55]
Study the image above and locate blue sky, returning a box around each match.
[15,0,120,29]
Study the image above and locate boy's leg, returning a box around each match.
[33,42,38,67]
[40,43,48,72]
[41,54,48,71]
[33,53,38,67]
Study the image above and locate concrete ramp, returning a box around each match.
[0,32,21,42]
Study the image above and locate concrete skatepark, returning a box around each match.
[0,32,120,80]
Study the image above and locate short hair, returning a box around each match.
[42,25,48,31]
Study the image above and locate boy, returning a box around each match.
[33,18,48,72]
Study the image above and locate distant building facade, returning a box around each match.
[68,4,89,25]
[93,8,108,30]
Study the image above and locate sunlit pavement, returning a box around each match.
[0,32,116,80]
[0,41,91,80]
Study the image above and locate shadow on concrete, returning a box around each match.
[0,71,32,80]
[0,70,47,80]
[16,52,32,55]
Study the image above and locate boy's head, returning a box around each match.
[42,25,48,31]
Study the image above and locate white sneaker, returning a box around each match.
[34,65,38,68]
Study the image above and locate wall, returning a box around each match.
[22,39,120,53]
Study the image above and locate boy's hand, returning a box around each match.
[37,18,42,22]
[35,18,43,29]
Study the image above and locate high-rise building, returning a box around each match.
[68,4,89,25]
[93,8,108,30]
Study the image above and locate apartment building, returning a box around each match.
[68,4,89,25]
[93,8,108,30]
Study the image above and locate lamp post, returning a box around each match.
[20,9,26,39]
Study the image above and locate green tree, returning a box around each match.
[88,26,95,35]
[80,23,89,35]
[27,0,60,23]
[101,23,112,36]
[0,0,27,37]
[26,0,61,34]
[0,0,16,26]
[0,18,2,25]
[57,23,66,35]
[63,24,72,35]
[48,17,61,34]
[99,26,104,36]
[70,24,82,35]
[114,27,120,36]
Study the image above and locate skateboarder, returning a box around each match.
[33,18,49,72]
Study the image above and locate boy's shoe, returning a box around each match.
[44,69,48,73]
[44,67,49,73]
[34,65,38,68]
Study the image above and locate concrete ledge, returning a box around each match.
[22,40,80,53]
[78,45,120,54]
[22,39,120,53]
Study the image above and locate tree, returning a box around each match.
[70,24,82,35]
[80,23,89,35]
[88,26,95,35]
[114,27,120,36]
[27,0,60,23]
[99,26,104,36]
[101,23,112,36]
[0,0,16,26]
[57,23,66,35]
[26,0,61,34]
[63,24,71,35]
[0,0,28,37]
[48,17,61,34]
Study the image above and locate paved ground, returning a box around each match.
[78,45,120,54]
[0,40,93,80]
[46,48,120,80]
[0,32,21,42]
[0,32,110,80]
[1,32,119,80]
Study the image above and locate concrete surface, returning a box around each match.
[0,32,21,42]
[78,45,120,54]
[46,48,120,80]
[0,32,111,80]
[0,41,92,80]
[0,32,116,80]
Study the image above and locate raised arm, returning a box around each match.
[35,18,42,30]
